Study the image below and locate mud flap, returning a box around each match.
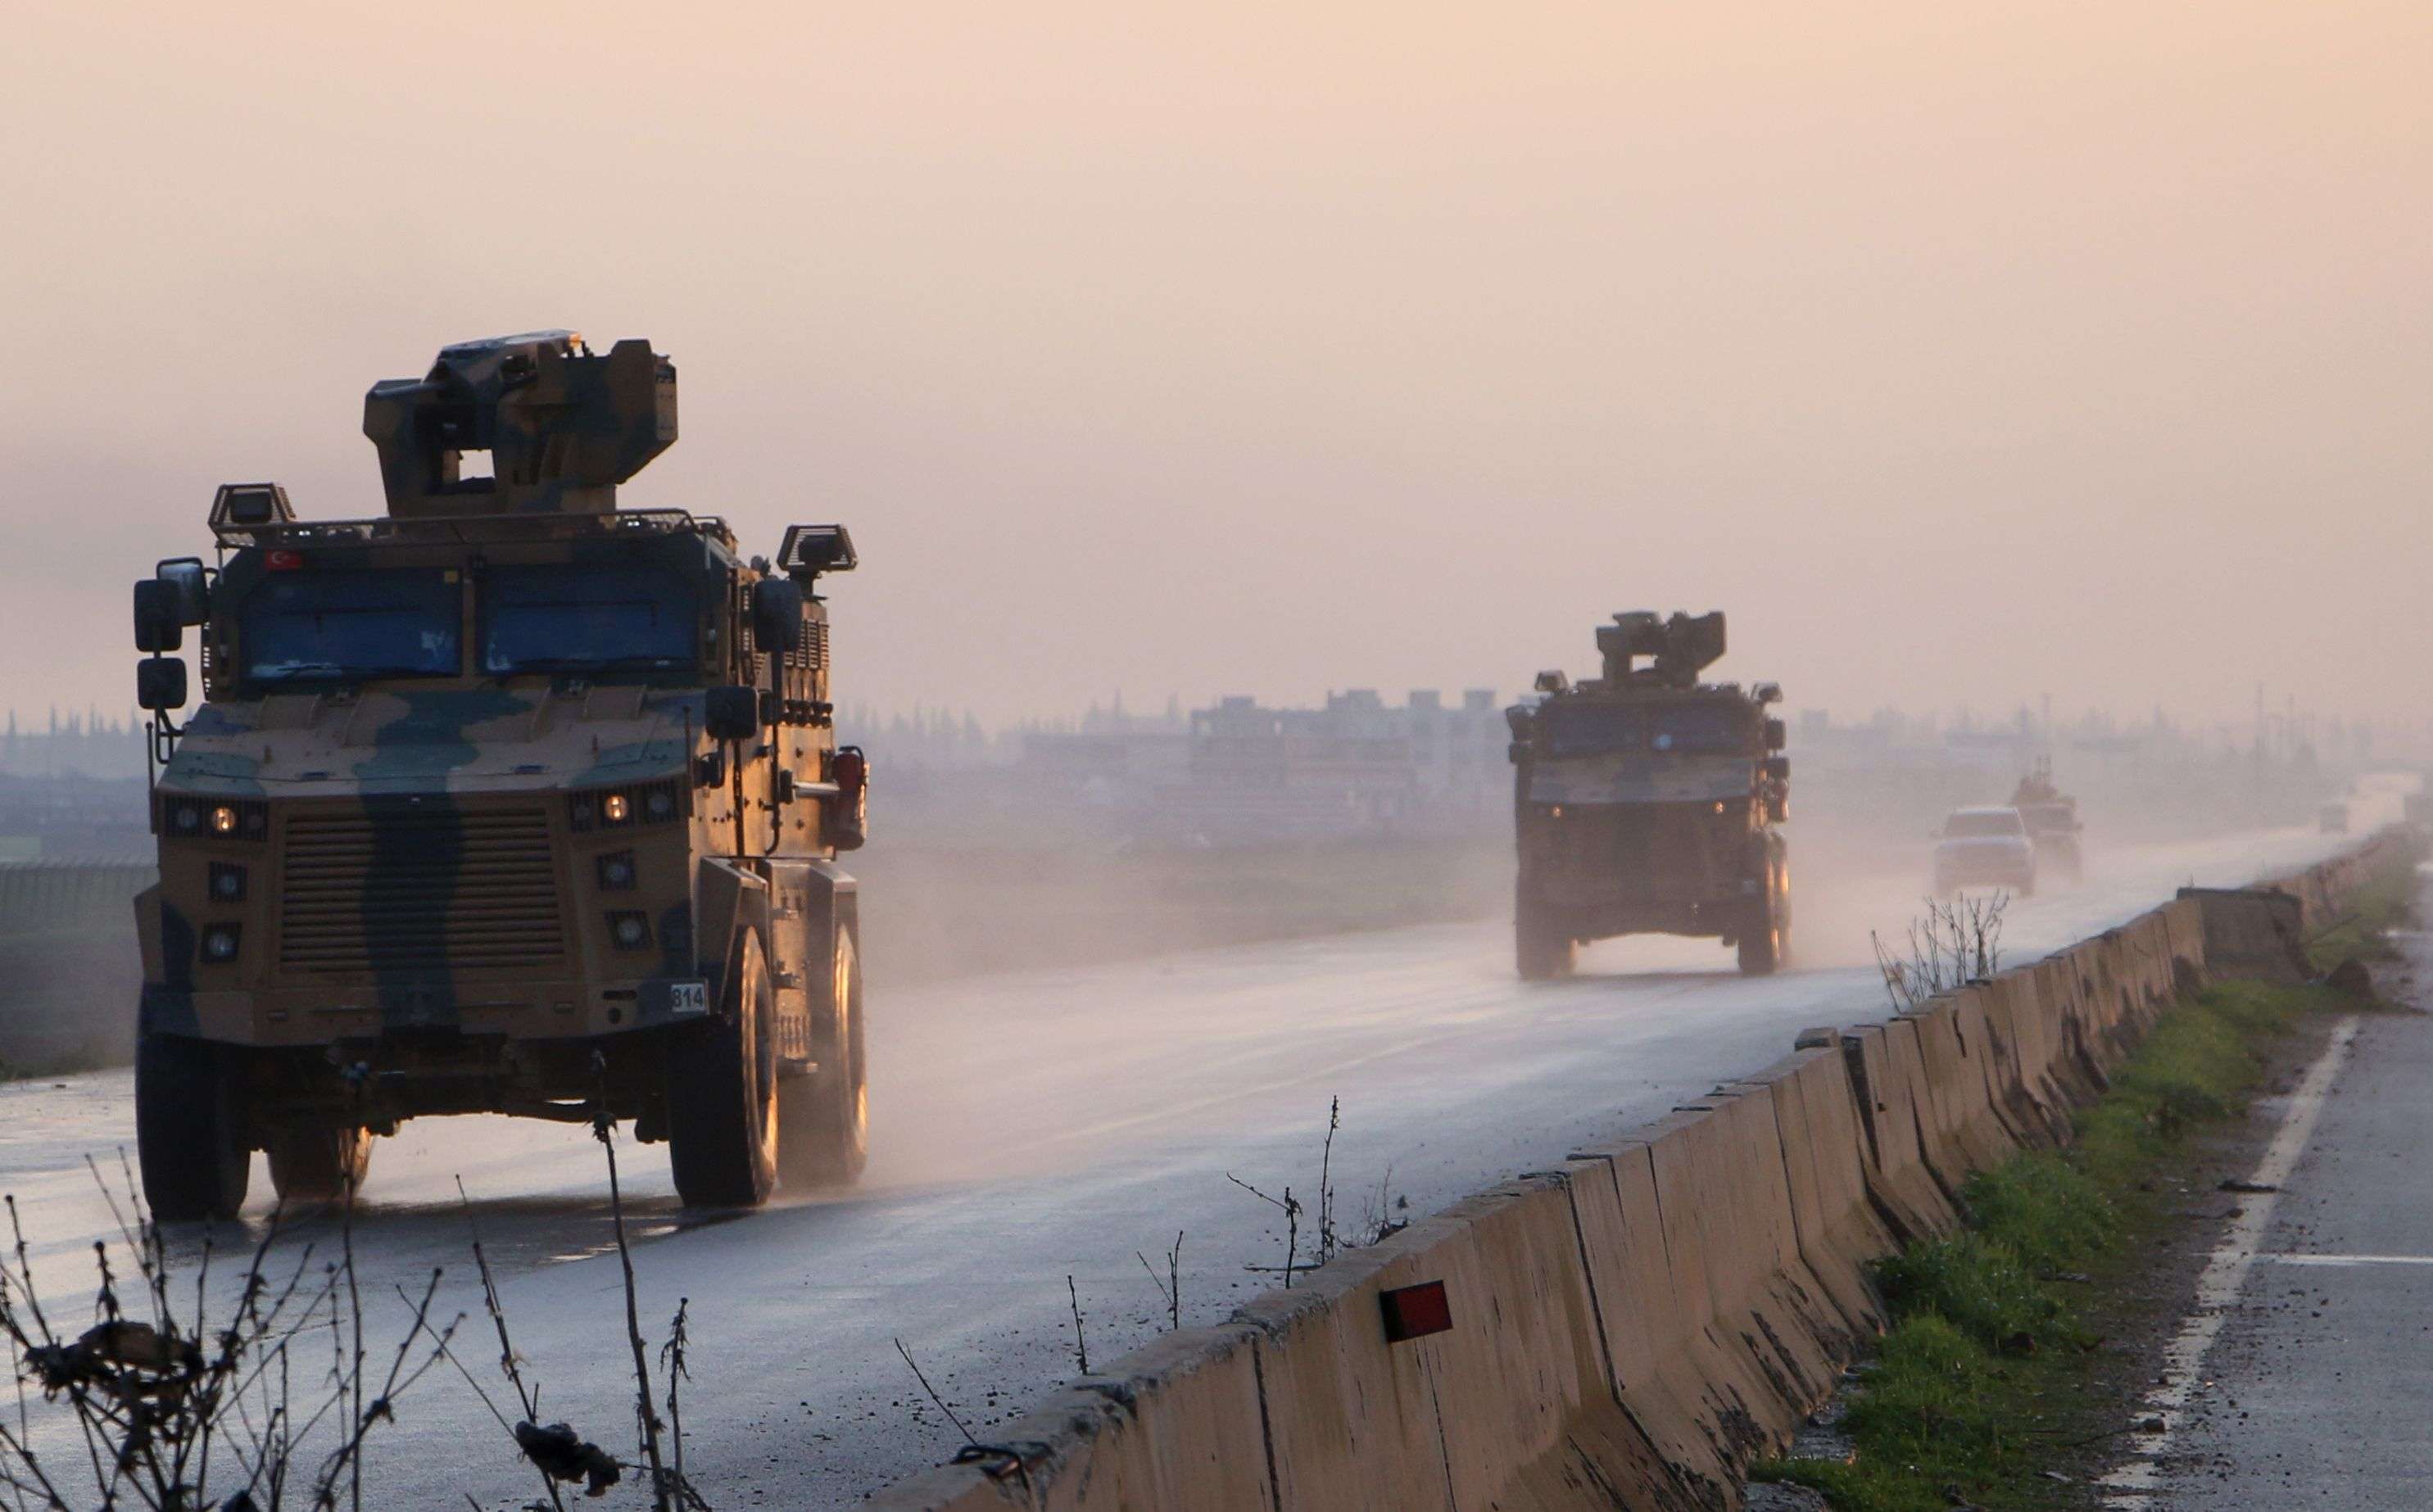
[694,858,771,1022]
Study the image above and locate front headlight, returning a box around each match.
[570,779,687,832]
[161,796,267,842]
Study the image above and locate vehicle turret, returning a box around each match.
[362,332,677,518]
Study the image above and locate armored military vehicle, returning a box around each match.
[1506,612,1790,979]
[2008,757,2083,884]
[129,333,871,1220]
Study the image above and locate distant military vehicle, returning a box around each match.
[2009,758,2083,884]
[129,333,871,1220]
[1505,611,1790,979]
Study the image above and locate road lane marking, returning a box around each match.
[2098,1014,2360,1510]
[2263,1252,2433,1267]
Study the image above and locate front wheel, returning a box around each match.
[778,921,868,1188]
[266,1125,374,1205]
[666,931,780,1208]
[1516,892,1575,981]
[136,1033,251,1222]
[1738,879,1784,977]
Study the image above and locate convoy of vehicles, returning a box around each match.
[1505,611,1791,980]
[129,333,871,1220]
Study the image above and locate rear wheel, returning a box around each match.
[778,921,868,1188]
[265,1125,373,1205]
[135,1033,250,1222]
[666,931,779,1208]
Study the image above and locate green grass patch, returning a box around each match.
[1755,921,2402,1507]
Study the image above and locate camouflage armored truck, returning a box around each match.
[1505,612,1790,979]
[128,333,871,1220]
[2008,757,2083,884]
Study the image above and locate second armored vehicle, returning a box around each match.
[129,333,872,1220]
[1506,612,1790,979]
[2009,758,2083,884]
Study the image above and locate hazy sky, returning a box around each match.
[4,2,2426,732]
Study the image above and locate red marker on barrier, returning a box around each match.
[1380,1281,1452,1343]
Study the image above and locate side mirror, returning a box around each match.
[1763,755,1789,782]
[750,578,804,656]
[830,745,869,851]
[1763,717,1787,752]
[156,559,211,625]
[136,658,188,712]
[704,685,759,741]
[133,580,183,654]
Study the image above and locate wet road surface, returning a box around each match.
[0,827,2349,1508]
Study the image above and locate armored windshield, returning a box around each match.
[478,565,698,676]
[240,569,461,683]
[1540,701,1749,758]
[1542,705,1645,757]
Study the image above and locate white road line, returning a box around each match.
[2262,1252,2433,1267]
[2098,1015,2361,1510]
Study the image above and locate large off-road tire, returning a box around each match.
[666,931,780,1208]
[265,1125,374,1205]
[1737,876,1784,977]
[1516,892,1575,981]
[135,1033,250,1223]
[778,921,868,1189]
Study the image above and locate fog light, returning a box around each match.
[596,852,637,891]
[210,862,247,901]
[202,926,241,962]
[609,912,650,949]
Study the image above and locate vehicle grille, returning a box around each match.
[276,807,567,974]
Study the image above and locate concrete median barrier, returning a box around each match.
[863,835,2412,1510]
[1724,1043,1893,1344]
[1837,1022,1964,1245]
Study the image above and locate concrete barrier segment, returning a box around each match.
[1238,1175,1674,1510]
[1645,1096,1848,1442]
[1559,1146,1740,1504]
[1728,1043,1892,1342]
[2178,887,2311,985]
[1892,1001,2015,1176]
[1836,1024,1961,1244]
[1961,973,2073,1149]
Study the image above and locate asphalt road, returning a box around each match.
[2140,862,2433,1510]
[0,826,2350,1509]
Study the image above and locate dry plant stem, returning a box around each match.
[589,1061,670,1512]
[1065,1277,1089,1376]
[659,1299,690,1503]
[456,1177,565,1512]
[1133,1231,1184,1333]
[1225,1175,1302,1287]
[1316,1098,1339,1265]
[890,1339,977,1451]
